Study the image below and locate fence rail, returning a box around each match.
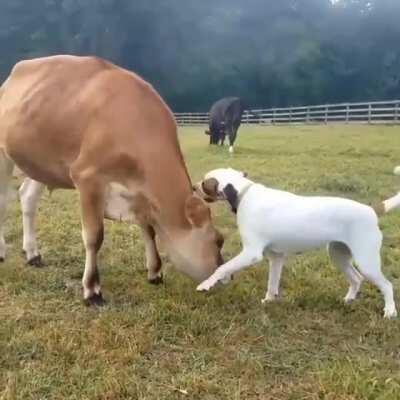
[175,100,400,125]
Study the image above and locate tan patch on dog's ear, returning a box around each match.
[185,195,211,228]
[202,178,219,198]
[223,184,239,214]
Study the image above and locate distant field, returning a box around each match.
[1,125,400,399]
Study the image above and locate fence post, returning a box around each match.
[395,102,399,123]
[325,106,328,124]
[306,107,310,124]
[289,107,292,123]
[272,109,276,125]
[246,111,249,124]
[345,105,349,124]
[368,103,372,124]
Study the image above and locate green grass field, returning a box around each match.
[1,125,400,400]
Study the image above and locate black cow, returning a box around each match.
[205,97,245,153]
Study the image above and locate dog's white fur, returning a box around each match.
[196,168,400,318]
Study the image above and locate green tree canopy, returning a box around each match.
[0,0,399,111]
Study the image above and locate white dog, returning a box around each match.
[195,168,400,318]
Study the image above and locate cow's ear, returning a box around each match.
[185,195,211,228]
[202,178,219,199]
[223,184,238,214]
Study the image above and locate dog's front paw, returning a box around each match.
[197,272,224,291]
[384,305,398,319]
[261,292,279,304]
[197,277,218,292]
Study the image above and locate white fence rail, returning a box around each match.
[175,100,400,125]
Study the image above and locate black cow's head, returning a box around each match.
[206,121,226,145]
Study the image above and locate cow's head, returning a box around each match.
[206,122,226,144]
[163,194,224,282]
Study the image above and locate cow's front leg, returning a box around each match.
[19,178,45,266]
[228,127,237,154]
[0,153,14,261]
[141,224,162,284]
[73,173,105,306]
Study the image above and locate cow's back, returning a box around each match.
[0,56,187,194]
[209,97,242,124]
[0,56,117,186]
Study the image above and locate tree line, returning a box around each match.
[0,0,399,111]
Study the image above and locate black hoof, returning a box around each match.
[83,292,106,307]
[27,254,43,267]
[0,257,4,263]
[148,273,163,285]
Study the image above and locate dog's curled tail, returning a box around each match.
[373,192,400,216]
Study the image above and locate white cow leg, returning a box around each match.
[0,151,14,261]
[19,178,45,266]
[0,194,8,262]
[73,172,106,306]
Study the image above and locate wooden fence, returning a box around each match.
[175,100,400,125]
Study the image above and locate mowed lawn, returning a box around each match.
[1,125,400,400]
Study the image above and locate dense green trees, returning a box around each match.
[0,0,399,111]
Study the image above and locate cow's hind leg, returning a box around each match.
[72,171,106,306]
[19,178,45,266]
[0,151,14,261]
[141,225,162,284]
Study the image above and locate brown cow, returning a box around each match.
[0,55,224,305]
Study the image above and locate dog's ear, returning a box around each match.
[223,184,238,214]
[202,178,219,199]
[243,171,248,178]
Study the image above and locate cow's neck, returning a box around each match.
[145,168,192,231]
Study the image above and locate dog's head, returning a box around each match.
[193,168,248,213]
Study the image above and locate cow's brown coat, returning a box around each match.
[0,55,223,303]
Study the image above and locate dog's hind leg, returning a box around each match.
[349,232,397,318]
[328,241,363,303]
[262,252,286,303]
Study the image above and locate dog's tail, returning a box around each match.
[373,192,400,216]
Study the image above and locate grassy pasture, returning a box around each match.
[1,124,400,399]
